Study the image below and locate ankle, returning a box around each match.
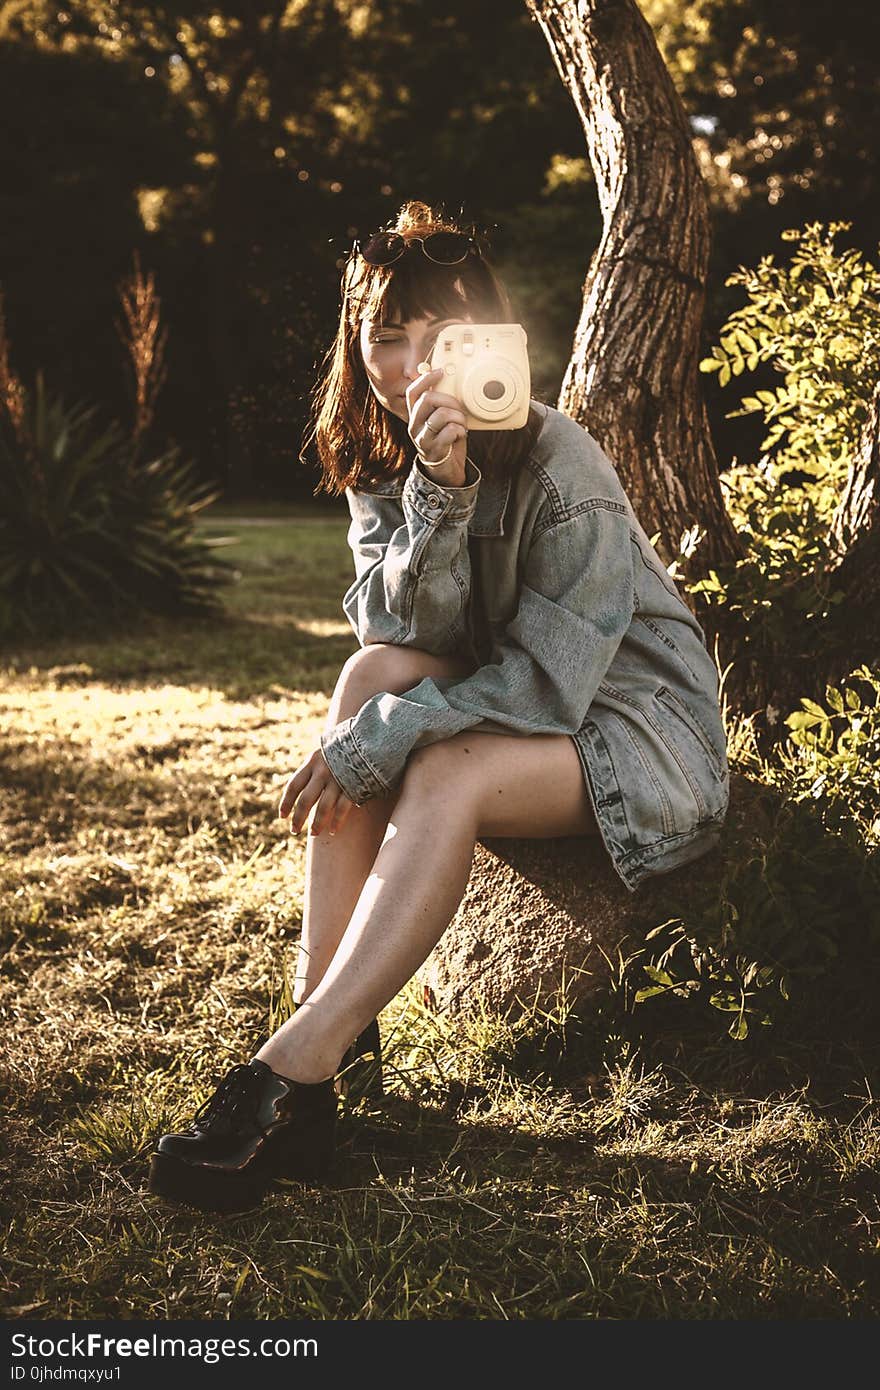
[254,1036,341,1086]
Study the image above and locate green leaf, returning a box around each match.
[642,965,674,987]
[634,985,671,1002]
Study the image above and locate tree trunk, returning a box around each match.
[831,380,880,559]
[523,0,742,576]
[820,380,880,672]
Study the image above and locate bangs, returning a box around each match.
[346,253,495,330]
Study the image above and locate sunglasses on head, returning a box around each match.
[352,230,478,267]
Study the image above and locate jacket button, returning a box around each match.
[426,493,441,508]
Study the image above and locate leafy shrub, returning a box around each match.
[701,220,880,509]
[0,374,234,638]
[781,666,880,849]
[690,222,879,672]
[632,668,880,1040]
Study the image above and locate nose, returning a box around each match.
[402,334,430,384]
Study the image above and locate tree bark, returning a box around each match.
[831,379,880,559]
[822,380,880,666]
[523,0,742,576]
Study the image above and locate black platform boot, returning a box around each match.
[335,1018,384,1100]
[147,1059,338,1214]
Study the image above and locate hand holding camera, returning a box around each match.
[406,368,469,487]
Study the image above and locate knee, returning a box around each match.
[326,642,444,728]
[328,644,470,727]
[335,643,425,706]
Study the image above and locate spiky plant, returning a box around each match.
[0,373,233,638]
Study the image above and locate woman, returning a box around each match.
[148,200,729,1213]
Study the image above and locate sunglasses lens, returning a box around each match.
[422,232,472,264]
[360,232,405,266]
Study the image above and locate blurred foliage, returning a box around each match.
[0,373,233,639]
[0,1,591,495]
[644,0,880,223]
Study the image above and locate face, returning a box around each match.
[359,308,474,422]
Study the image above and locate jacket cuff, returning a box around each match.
[320,718,393,805]
[403,455,482,524]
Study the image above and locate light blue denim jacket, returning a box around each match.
[321,401,730,891]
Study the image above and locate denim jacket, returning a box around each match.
[321,401,730,891]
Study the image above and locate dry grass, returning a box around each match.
[1,514,878,1319]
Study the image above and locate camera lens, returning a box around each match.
[461,350,526,424]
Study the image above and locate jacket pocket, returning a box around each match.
[654,685,727,784]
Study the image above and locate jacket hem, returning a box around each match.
[571,721,729,893]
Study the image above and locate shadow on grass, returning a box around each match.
[2,516,359,701]
[3,609,356,702]
[101,1088,878,1318]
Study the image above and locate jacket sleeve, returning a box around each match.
[321,498,635,804]
[342,455,482,654]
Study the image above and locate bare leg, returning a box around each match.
[256,729,597,1082]
[292,644,473,1007]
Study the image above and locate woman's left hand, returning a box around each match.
[278,747,358,837]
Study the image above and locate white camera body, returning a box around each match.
[427,322,531,431]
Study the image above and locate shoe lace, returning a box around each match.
[191,1064,266,1136]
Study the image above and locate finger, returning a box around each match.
[418,423,466,460]
[327,797,356,837]
[288,773,325,833]
[411,394,466,437]
[414,405,465,441]
[278,765,313,818]
[310,784,342,837]
[413,411,467,462]
[420,388,467,414]
[405,367,444,416]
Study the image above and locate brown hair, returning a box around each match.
[302,200,544,496]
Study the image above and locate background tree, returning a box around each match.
[524,0,741,574]
[0,0,593,494]
[643,0,880,233]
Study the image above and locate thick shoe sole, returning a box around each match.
[148,1138,335,1214]
[148,1151,268,1214]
